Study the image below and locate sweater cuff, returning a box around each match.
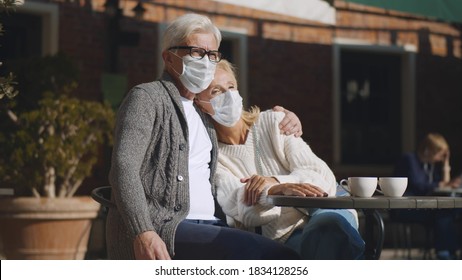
[259,184,276,207]
[128,214,155,239]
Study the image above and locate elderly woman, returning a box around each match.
[195,60,365,259]
[107,13,301,260]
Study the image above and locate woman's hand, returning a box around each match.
[133,230,171,260]
[273,106,303,137]
[241,175,279,205]
[268,183,328,197]
[444,150,451,163]
[442,150,451,182]
[447,176,462,189]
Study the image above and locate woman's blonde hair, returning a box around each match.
[417,133,449,159]
[216,60,260,125]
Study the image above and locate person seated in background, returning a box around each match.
[194,59,365,259]
[393,133,461,259]
[395,133,461,193]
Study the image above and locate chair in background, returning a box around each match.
[87,186,114,259]
[389,209,434,259]
[91,186,115,209]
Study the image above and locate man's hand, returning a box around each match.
[133,230,171,260]
[241,175,279,205]
[273,106,303,137]
[268,183,328,197]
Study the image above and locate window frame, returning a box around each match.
[332,39,416,175]
[17,1,59,56]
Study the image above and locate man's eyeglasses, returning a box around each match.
[168,46,222,63]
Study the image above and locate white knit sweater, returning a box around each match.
[215,111,341,243]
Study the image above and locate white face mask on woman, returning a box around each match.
[171,53,216,93]
[209,90,243,127]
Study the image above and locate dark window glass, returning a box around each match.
[219,39,234,63]
[340,50,402,165]
[0,13,42,63]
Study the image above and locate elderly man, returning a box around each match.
[107,13,301,260]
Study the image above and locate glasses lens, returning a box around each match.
[208,51,222,62]
[190,48,206,59]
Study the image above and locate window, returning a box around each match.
[0,13,42,62]
[340,50,402,164]
[333,42,416,173]
[0,1,58,75]
[219,31,248,106]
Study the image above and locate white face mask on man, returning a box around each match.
[171,52,216,93]
[206,90,243,127]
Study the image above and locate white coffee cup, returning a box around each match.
[339,177,378,197]
[378,177,408,197]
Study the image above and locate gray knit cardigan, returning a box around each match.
[106,73,218,259]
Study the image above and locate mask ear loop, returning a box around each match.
[168,51,184,77]
[194,98,211,104]
[194,98,215,115]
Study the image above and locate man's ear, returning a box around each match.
[162,51,172,64]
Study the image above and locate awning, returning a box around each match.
[212,0,336,25]
[344,0,462,24]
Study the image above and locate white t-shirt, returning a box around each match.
[181,97,216,220]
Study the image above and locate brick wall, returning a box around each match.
[59,3,106,101]
[59,2,160,100]
[41,0,462,191]
[247,38,334,163]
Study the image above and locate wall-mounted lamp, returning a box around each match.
[104,0,121,18]
[132,1,147,20]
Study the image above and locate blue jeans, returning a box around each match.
[173,219,300,260]
[285,209,365,259]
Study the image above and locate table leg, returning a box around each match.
[363,209,385,260]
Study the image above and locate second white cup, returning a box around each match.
[340,177,378,197]
[378,177,408,197]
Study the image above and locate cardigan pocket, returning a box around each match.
[143,167,168,202]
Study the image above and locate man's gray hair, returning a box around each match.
[162,13,222,52]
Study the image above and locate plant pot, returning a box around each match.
[0,196,100,260]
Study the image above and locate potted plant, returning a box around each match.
[0,49,115,259]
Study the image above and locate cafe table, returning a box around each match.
[266,195,462,260]
[0,188,14,196]
[432,187,462,197]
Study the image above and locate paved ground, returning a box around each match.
[1,247,453,260]
[380,248,434,260]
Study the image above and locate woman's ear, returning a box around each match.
[193,97,203,109]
